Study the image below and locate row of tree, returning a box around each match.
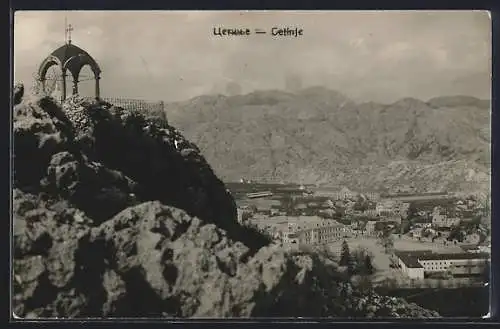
[340,240,375,276]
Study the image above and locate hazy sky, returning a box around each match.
[14,10,491,103]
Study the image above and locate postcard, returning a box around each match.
[12,10,491,319]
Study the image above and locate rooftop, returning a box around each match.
[418,252,490,261]
[249,215,343,232]
[394,250,433,258]
[39,43,102,78]
[460,245,481,251]
[398,254,424,268]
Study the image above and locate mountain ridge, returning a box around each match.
[164,87,490,192]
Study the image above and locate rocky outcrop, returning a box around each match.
[13,191,438,318]
[12,85,439,318]
[60,95,266,249]
[14,94,266,247]
[14,83,24,106]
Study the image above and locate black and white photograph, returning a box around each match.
[12,10,491,319]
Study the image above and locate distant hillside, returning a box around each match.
[165,87,491,192]
[427,96,490,110]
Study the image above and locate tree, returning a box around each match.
[353,197,369,212]
[356,274,374,294]
[448,225,465,242]
[340,240,351,266]
[248,204,258,214]
[400,219,411,234]
[421,229,433,239]
[379,230,394,254]
[347,254,356,276]
[363,254,375,275]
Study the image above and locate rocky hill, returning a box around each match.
[12,85,438,318]
[165,88,490,192]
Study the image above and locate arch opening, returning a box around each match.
[76,64,99,99]
[36,42,102,102]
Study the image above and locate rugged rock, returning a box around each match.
[59,96,266,249]
[13,189,93,317]
[13,97,74,190]
[12,91,440,318]
[14,83,24,106]
[13,193,439,318]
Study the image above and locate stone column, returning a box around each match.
[39,77,46,94]
[72,78,79,95]
[95,75,100,99]
[61,69,67,103]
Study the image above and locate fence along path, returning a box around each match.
[81,96,168,123]
[101,97,165,113]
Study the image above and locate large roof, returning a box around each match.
[38,42,101,79]
[398,254,424,268]
[418,252,490,261]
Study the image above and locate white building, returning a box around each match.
[362,209,378,217]
[237,207,253,224]
[418,253,488,274]
[365,221,377,236]
[396,253,425,279]
[294,220,351,245]
[366,192,381,201]
[395,250,489,279]
[376,199,403,216]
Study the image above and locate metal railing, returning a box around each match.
[99,97,165,114]
[77,96,168,123]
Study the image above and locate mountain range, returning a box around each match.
[164,87,491,194]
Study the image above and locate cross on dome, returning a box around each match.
[65,24,74,44]
[65,18,74,44]
[37,18,102,102]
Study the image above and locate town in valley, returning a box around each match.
[231,181,490,292]
[13,10,491,319]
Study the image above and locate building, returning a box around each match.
[282,231,299,245]
[394,250,489,279]
[362,209,378,218]
[365,221,377,236]
[382,214,402,225]
[323,199,335,209]
[37,23,102,103]
[253,216,351,247]
[365,192,381,201]
[277,217,351,245]
[376,199,404,216]
[247,191,274,199]
[418,252,489,276]
[237,208,244,224]
[431,206,461,228]
[400,202,410,218]
[297,222,351,245]
[332,187,356,200]
[395,251,427,279]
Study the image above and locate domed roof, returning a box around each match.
[38,42,101,79]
